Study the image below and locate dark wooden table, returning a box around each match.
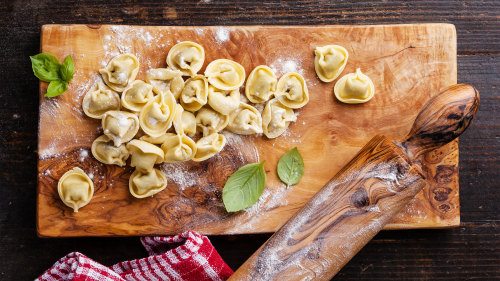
[1,1,498,280]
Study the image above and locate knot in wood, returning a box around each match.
[351,188,370,209]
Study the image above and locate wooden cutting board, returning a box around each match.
[37,24,459,237]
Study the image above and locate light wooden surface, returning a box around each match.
[37,23,459,237]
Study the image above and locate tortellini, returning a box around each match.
[99,54,139,92]
[275,72,309,109]
[129,168,168,198]
[160,134,197,163]
[172,104,197,135]
[166,41,205,77]
[140,134,172,145]
[245,65,277,103]
[192,133,227,162]
[334,68,375,104]
[179,75,208,112]
[139,92,177,137]
[208,85,240,115]
[262,99,297,139]
[126,140,164,173]
[146,68,185,99]
[227,103,263,135]
[102,111,140,146]
[82,81,121,119]
[205,59,245,90]
[314,45,348,82]
[121,80,154,112]
[57,167,94,212]
[196,107,229,136]
[91,135,129,166]
[76,41,316,202]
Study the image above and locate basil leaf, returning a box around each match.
[59,55,74,82]
[45,80,68,98]
[30,53,61,82]
[277,147,304,186]
[222,161,267,212]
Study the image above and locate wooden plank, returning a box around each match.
[37,23,459,237]
[2,1,499,55]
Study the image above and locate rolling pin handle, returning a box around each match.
[401,84,479,160]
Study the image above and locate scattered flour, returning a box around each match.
[194,28,204,35]
[244,184,289,216]
[12,113,20,119]
[215,27,230,43]
[222,131,260,163]
[78,148,89,162]
[270,56,318,87]
[39,142,62,159]
[270,58,304,77]
[161,162,200,191]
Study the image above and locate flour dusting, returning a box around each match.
[270,56,317,87]
[78,148,89,162]
[215,27,230,43]
[222,131,260,163]
[270,58,304,76]
[161,162,200,191]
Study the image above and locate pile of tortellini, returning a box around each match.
[81,41,309,199]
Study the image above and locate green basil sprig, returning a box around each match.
[30,53,74,98]
[277,147,304,187]
[222,161,267,212]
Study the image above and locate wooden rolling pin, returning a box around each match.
[229,84,479,281]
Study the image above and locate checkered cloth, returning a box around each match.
[35,231,233,281]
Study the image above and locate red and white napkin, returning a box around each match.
[36,231,234,281]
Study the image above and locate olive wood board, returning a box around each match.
[37,23,459,237]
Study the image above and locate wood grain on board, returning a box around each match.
[37,23,459,237]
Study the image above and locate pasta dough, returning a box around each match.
[121,80,154,112]
[245,65,277,103]
[172,104,197,135]
[129,168,168,198]
[334,68,375,104]
[102,111,140,146]
[207,85,240,115]
[146,68,185,99]
[139,92,177,137]
[192,133,226,162]
[160,134,197,163]
[82,81,121,119]
[179,75,208,112]
[91,135,129,166]
[314,45,348,82]
[205,59,245,90]
[140,134,172,145]
[57,167,94,212]
[227,102,263,135]
[166,41,205,76]
[99,54,139,92]
[196,107,229,136]
[275,72,309,109]
[126,140,164,173]
[262,99,297,139]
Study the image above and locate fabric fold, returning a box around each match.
[35,231,233,281]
